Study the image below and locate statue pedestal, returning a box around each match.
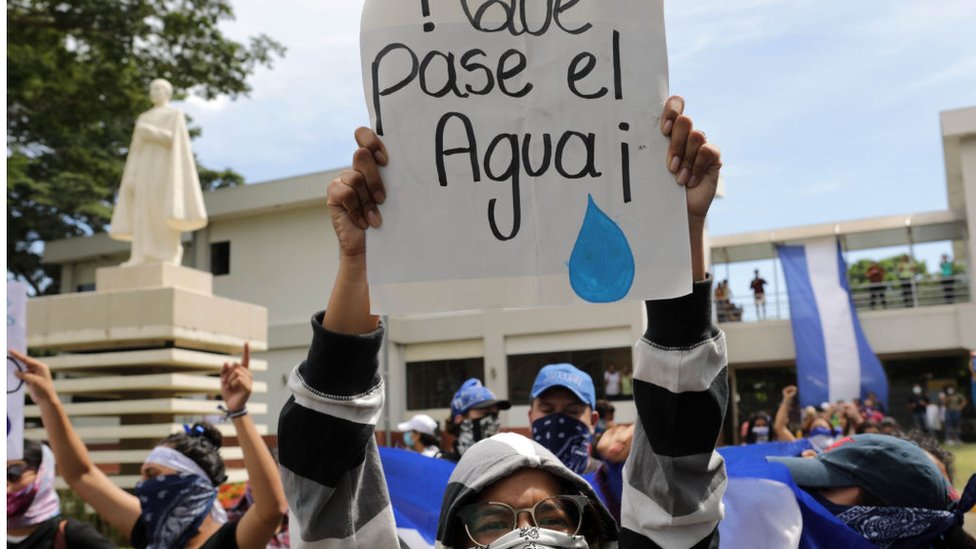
[26,263,269,488]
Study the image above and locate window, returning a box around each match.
[210,242,230,276]
[406,358,485,410]
[507,347,632,405]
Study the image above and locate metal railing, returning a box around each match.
[716,274,970,324]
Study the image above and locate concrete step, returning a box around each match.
[52,373,268,394]
[25,422,267,442]
[39,348,268,373]
[25,399,267,418]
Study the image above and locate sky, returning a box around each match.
[177,1,976,288]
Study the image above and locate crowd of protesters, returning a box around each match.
[9,97,975,549]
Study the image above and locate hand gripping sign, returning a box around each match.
[361,0,689,314]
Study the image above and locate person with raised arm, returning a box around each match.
[10,345,288,549]
[279,95,727,548]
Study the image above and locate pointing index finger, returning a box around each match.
[242,342,250,370]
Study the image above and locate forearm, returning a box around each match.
[234,414,287,519]
[135,122,174,144]
[36,397,97,481]
[323,255,378,335]
[773,400,794,441]
[690,217,707,283]
[621,280,726,547]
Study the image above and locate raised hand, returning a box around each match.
[782,385,798,401]
[221,343,253,413]
[9,349,57,405]
[659,96,723,224]
[327,127,389,259]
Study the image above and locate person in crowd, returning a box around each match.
[594,400,615,436]
[943,384,968,446]
[855,421,880,434]
[277,96,727,548]
[879,417,901,436]
[865,390,886,415]
[750,269,768,320]
[774,385,837,452]
[224,483,290,549]
[10,346,288,549]
[770,434,976,547]
[441,378,511,462]
[714,280,729,322]
[743,412,772,444]
[602,363,621,400]
[590,423,635,524]
[897,254,917,308]
[7,439,116,548]
[858,394,884,424]
[910,383,932,434]
[397,413,442,458]
[866,261,887,309]
[835,402,864,437]
[941,254,956,304]
[528,363,601,474]
[620,366,633,399]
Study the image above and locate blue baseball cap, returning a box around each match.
[450,379,511,418]
[530,364,596,409]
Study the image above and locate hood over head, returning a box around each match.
[435,432,618,548]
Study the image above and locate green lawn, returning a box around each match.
[951,443,976,493]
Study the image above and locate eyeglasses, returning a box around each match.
[7,463,30,483]
[457,495,589,546]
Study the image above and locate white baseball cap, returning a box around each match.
[397,414,438,436]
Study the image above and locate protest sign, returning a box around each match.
[7,281,27,460]
[361,0,689,313]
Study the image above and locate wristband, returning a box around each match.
[217,404,248,421]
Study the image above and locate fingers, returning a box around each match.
[353,147,387,205]
[678,130,707,186]
[355,127,389,167]
[328,175,371,230]
[689,143,722,188]
[9,349,48,375]
[660,95,685,136]
[667,115,692,176]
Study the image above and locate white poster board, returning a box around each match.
[7,281,28,460]
[361,0,689,314]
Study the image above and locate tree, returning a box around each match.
[7,0,285,294]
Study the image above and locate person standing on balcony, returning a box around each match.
[750,269,768,320]
[897,254,917,308]
[940,254,956,304]
[866,261,887,309]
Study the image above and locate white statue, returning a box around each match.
[110,79,207,266]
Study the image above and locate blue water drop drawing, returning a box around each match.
[568,195,635,303]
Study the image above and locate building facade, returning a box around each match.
[40,107,976,440]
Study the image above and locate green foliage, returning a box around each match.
[848,254,929,286]
[7,0,285,294]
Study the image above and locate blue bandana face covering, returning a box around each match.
[532,413,592,474]
[135,473,217,549]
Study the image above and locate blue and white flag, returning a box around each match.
[778,238,888,408]
[380,441,872,548]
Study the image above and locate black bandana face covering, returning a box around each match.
[532,414,592,474]
[456,414,502,456]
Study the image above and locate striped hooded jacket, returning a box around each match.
[278,279,728,548]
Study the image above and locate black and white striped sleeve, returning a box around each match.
[278,313,400,548]
[620,279,728,549]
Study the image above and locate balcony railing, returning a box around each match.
[717,274,971,324]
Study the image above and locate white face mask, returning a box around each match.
[483,526,589,549]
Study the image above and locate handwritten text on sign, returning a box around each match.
[361,0,690,313]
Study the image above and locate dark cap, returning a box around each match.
[769,434,950,510]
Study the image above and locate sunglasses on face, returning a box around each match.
[7,463,32,483]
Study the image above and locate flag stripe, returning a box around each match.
[806,239,860,402]
[779,245,830,407]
